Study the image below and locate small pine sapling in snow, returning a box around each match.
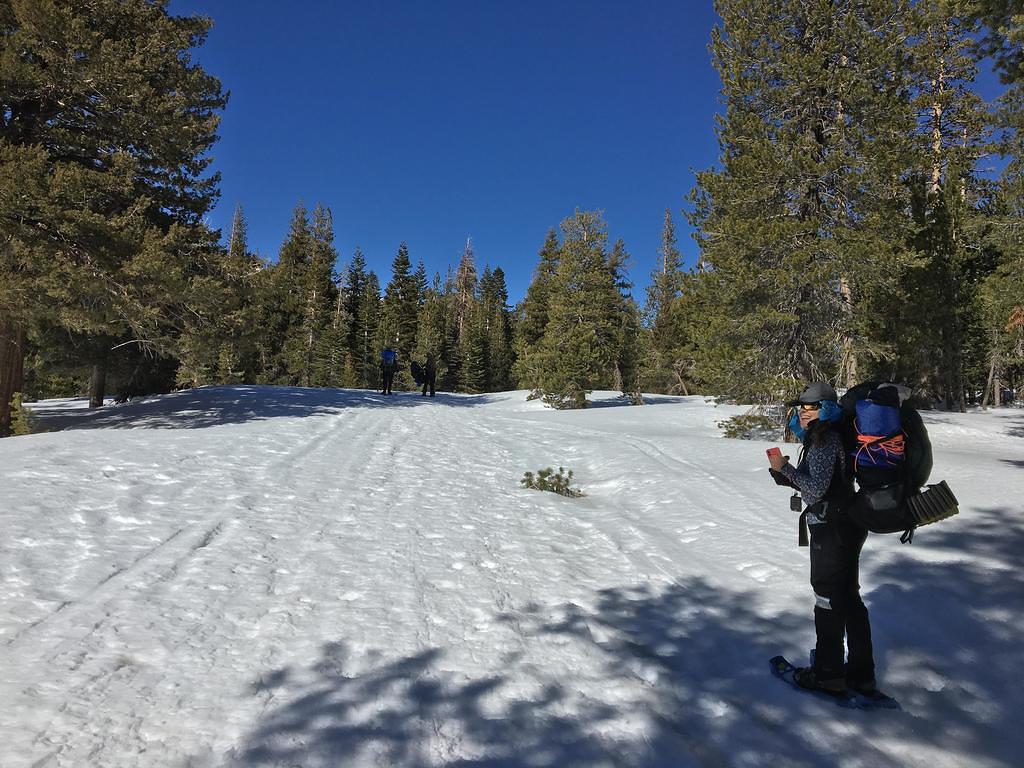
[521,466,584,497]
[9,393,36,436]
[717,410,781,440]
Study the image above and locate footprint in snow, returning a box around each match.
[736,562,780,583]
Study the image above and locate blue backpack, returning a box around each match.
[839,382,955,540]
[381,349,397,370]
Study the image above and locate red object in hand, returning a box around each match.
[766,447,782,459]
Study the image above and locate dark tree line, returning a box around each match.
[186,208,520,399]
[640,0,1023,411]
[3,1,1021,436]
[1,0,226,434]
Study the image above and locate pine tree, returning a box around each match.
[513,229,561,393]
[892,3,994,410]
[307,205,341,387]
[454,238,479,341]
[458,304,489,394]
[644,209,688,393]
[969,1,1024,405]
[607,239,643,400]
[341,248,369,383]
[687,0,919,403]
[970,0,1024,84]
[450,241,487,390]
[380,243,419,388]
[480,266,515,391]
[359,272,382,389]
[413,261,429,308]
[0,1,226,433]
[415,272,453,389]
[177,203,258,387]
[224,205,263,384]
[273,203,316,385]
[535,210,622,408]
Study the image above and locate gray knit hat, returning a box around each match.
[787,381,838,406]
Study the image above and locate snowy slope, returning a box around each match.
[2,386,1022,768]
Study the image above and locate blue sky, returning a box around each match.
[168,1,722,304]
[168,1,1007,306]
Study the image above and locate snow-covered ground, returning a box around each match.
[2,385,1022,768]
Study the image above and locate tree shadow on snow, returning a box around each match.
[223,576,937,767]
[863,506,1024,767]
[1004,417,1024,439]
[29,385,501,431]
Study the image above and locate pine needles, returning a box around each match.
[520,466,584,497]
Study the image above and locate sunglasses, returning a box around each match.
[797,403,820,411]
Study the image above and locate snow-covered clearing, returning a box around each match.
[2,386,1022,767]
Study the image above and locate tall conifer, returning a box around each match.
[359,272,382,389]
[0,1,226,432]
[644,209,687,392]
[894,3,993,409]
[341,248,369,386]
[378,244,418,389]
[307,205,341,387]
[513,229,561,393]
[688,0,917,402]
[480,267,515,391]
[535,210,621,408]
[607,239,643,399]
[275,203,315,385]
[415,272,453,388]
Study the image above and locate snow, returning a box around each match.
[2,385,1022,767]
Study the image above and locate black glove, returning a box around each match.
[769,468,795,488]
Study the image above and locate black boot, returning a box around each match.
[793,666,846,693]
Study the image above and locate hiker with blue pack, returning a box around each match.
[767,381,877,695]
[422,353,437,397]
[838,382,957,541]
[380,348,398,395]
[766,379,959,698]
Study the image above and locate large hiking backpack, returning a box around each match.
[410,360,424,385]
[381,349,397,370]
[839,381,957,539]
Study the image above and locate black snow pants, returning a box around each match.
[808,512,875,684]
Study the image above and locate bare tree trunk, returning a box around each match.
[839,277,857,388]
[89,349,108,408]
[671,359,690,396]
[930,65,945,198]
[304,287,317,388]
[0,315,27,437]
[834,57,858,391]
[981,320,1002,409]
[981,353,996,409]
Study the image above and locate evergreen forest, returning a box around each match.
[1,0,1022,437]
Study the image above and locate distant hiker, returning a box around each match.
[422,353,437,397]
[380,348,398,395]
[410,360,425,386]
[767,381,877,696]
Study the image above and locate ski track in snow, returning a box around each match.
[1,387,1022,768]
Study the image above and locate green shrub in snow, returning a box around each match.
[717,413,780,440]
[521,466,584,497]
[9,393,37,436]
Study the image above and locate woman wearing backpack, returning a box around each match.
[767,381,877,695]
